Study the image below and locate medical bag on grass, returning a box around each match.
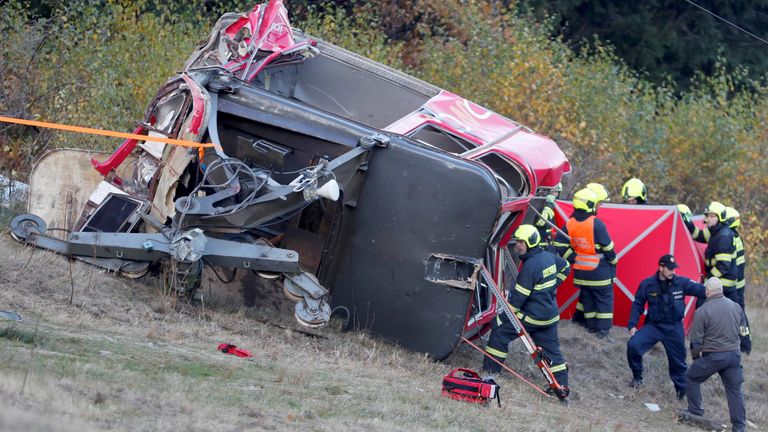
[441,368,500,407]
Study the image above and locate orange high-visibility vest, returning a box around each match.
[566,217,603,271]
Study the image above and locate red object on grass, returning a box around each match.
[218,343,252,357]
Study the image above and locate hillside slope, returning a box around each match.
[0,234,765,431]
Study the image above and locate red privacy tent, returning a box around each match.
[552,202,706,331]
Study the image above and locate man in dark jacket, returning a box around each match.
[626,254,706,398]
[483,224,570,391]
[683,277,749,432]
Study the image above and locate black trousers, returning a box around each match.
[482,314,568,387]
[580,286,613,331]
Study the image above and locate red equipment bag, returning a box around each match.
[441,368,500,407]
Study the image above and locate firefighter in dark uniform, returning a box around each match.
[552,184,609,327]
[680,201,738,303]
[680,203,751,354]
[533,183,562,251]
[535,197,556,249]
[626,254,706,398]
[725,207,746,308]
[622,178,647,204]
[554,188,617,338]
[726,206,751,354]
[483,224,570,391]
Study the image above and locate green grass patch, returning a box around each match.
[0,324,43,345]
[174,362,221,379]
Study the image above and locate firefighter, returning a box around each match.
[680,203,751,354]
[483,224,571,392]
[725,206,751,354]
[534,183,561,250]
[725,207,746,308]
[680,202,738,303]
[622,178,647,204]
[535,196,556,250]
[554,188,617,338]
[565,182,610,326]
[626,254,706,399]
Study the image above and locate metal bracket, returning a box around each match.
[283,271,331,328]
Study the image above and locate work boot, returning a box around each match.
[596,329,614,342]
[676,389,686,400]
[629,378,643,388]
[546,385,570,404]
[572,312,587,328]
[482,356,503,375]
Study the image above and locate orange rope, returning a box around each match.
[461,336,550,397]
[0,115,214,148]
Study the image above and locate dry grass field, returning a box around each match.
[0,233,765,431]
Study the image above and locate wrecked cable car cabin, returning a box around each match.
[11,0,569,360]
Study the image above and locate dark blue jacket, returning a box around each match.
[733,229,745,289]
[686,221,738,290]
[628,273,706,329]
[534,202,556,247]
[508,247,570,328]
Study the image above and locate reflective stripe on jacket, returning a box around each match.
[507,247,570,328]
[685,221,738,289]
[733,230,745,289]
[535,204,555,246]
[566,216,602,270]
[704,224,737,288]
[554,210,617,289]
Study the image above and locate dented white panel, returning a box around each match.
[139,131,167,160]
[88,181,129,205]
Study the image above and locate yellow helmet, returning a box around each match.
[621,178,647,202]
[512,224,541,248]
[703,201,727,223]
[725,206,740,229]
[573,188,598,212]
[587,182,610,203]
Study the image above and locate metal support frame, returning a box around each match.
[14,228,301,273]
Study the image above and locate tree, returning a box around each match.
[518,0,768,88]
